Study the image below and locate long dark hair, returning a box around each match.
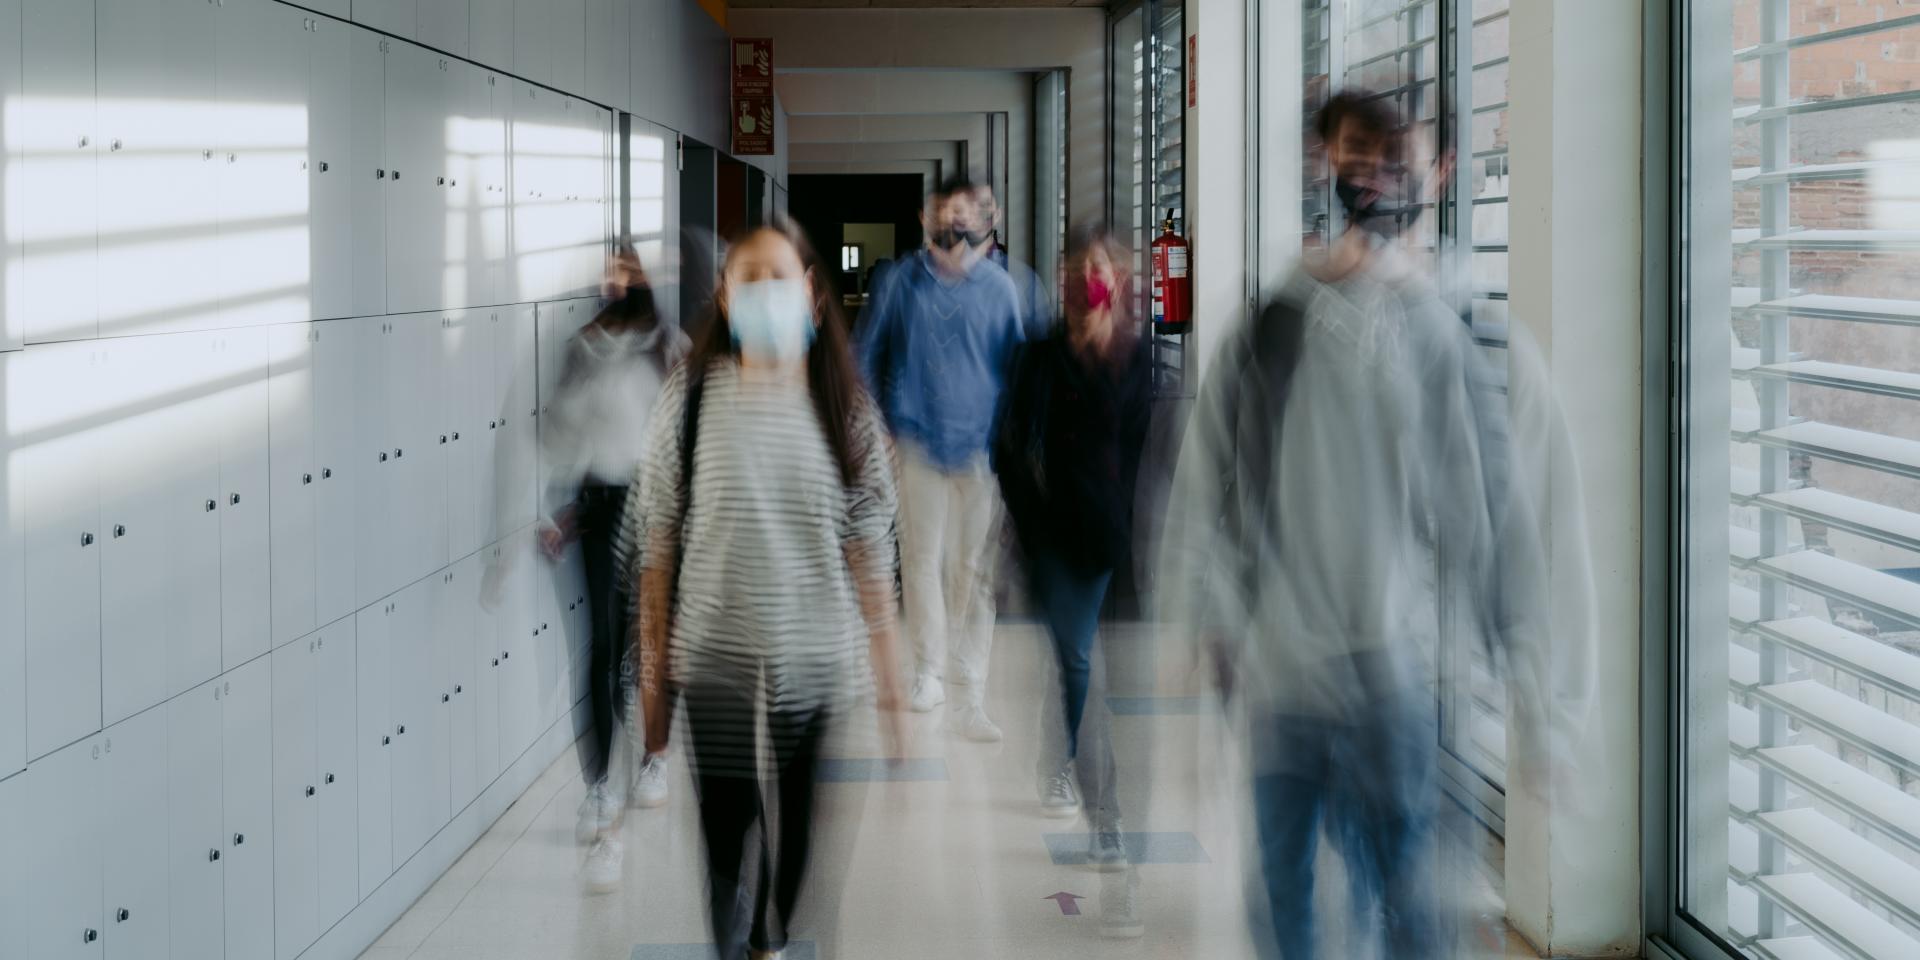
[682,219,866,486]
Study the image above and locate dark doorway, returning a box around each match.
[680,139,719,333]
[788,174,926,301]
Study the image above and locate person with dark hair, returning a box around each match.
[996,224,1152,938]
[1159,89,1538,959]
[622,222,906,956]
[858,176,1027,741]
[969,184,1056,337]
[537,243,690,851]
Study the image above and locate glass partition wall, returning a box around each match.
[1111,0,1190,398]
[1661,1,1920,959]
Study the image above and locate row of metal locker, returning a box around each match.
[2,0,614,350]
[0,526,595,960]
[1,295,604,775]
[290,0,633,112]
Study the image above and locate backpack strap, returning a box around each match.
[1219,296,1308,600]
[671,367,706,603]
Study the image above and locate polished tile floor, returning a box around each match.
[359,623,1541,960]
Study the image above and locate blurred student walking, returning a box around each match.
[859,178,1027,741]
[626,223,906,958]
[996,225,1152,938]
[536,245,689,847]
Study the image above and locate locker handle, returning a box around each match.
[234,832,245,845]
[322,468,333,479]
[206,499,217,512]
[541,622,548,631]
[442,693,450,703]
[116,908,129,922]
[377,168,386,179]
[209,848,221,861]
[305,785,315,797]
[303,473,313,485]
[395,448,404,459]
[437,176,446,186]
[110,138,122,152]
[84,929,98,943]
[455,684,463,693]
[230,493,241,506]
[318,161,329,173]
[392,170,401,182]
[489,420,497,429]
[503,650,510,660]
[79,136,89,149]
[382,735,390,746]
[452,431,460,441]
[113,524,126,538]
[440,435,448,444]
[81,532,94,547]
[379,452,388,463]
[202,149,212,160]
[491,658,498,666]
[325,772,335,784]
[397,724,406,735]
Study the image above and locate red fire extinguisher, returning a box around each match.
[1150,209,1191,335]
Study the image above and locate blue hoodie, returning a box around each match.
[857,249,1026,471]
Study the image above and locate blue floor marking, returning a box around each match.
[632,943,816,960]
[1043,831,1212,865]
[816,757,949,782]
[1105,696,1203,716]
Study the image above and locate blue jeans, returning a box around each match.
[1028,549,1119,825]
[1250,690,1440,960]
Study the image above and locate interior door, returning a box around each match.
[355,600,393,897]
[472,544,503,785]
[309,14,355,321]
[473,68,511,306]
[270,639,320,960]
[313,618,359,928]
[268,323,319,647]
[443,310,481,560]
[219,328,274,667]
[27,735,104,960]
[495,302,539,535]
[19,0,99,343]
[96,0,217,338]
[166,679,225,960]
[215,0,311,332]
[101,708,169,960]
[312,318,359,625]
[222,655,276,960]
[18,343,104,760]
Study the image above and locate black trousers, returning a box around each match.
[684,682,830,958]
[577,482,629,785]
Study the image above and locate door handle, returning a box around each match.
[326,772,335,784]
[230,493,241,506]
[84,929,98,943]
[442,693,450,703]
[492,658,499,666]
[209,848,221,861]
[80,532,94,547]
[305,785,315,797]
[319,161,329,172]
[116,908,129,922]
[395,448,404,459]
[503,651,510,660]
[379,452,388,463]
[455,684,463,694]
[113,524,126,538]
[322,467,333,479]
[234,832,245,845]
[382,735,391,746]
[110,139,122,152]
[440,434,448,444]
[397,724,406,735]
[436,176,446,186]
[377,168,386,179]
[206,499,217,512]
[452,431,460,441]
[303,473,313,485]
[392,170,401,181]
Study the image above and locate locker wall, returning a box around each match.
[0,1,739,958]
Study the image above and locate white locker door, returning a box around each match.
[99,337,186,725]
[270,639,320,960]
[163,336,224,703]
[97,0,217,338]
[215,0,312,331]
[510,83,562,302]
[472,544,503,784]
[511,0,551,85]
[354,0,417,38]
[470,0,512,71]
[438,57,477,311]
[472,69,512,307]
[581,0,610,107]
[220,328,274,667]
[601,0,628,115]
[166,681,224,960]
[349,31,389,319]
[388,580,435,864]
[18,344,103,760]
[550,0,585,97]
[355,600,394,897]
[101,708,169,960]
[312,319,360,625]
[222,655,276,960]
[495,302,540,534]
[418,0,469,56]
[498,529,539,760]
[443,555,480,808]
[443,310,481,560]
[313,619,359,928]
[472,310,503,548]
[0,771,28,960]
[385,43,441,315]
[268,323,319,647]
[0,0,23,350]
[404,316,450,579]
[27,735,104,960]
[0,354,22,778]
[309,14,355,322]
[291,0,350,19]
[354,315,397,607]
[20,0,98,343]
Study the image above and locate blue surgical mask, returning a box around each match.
[728,278,815,364]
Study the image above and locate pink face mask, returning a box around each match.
[1084,276,1114,311]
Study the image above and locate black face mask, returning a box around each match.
[929,227,963,249]
[959,227,991,247]
[611,284,657,323]
[1335,174,1419,237]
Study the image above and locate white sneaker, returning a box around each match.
[1099,870,1144,938]
[584,836,624,894]
[575,780,616,844]
[1090,824,1129,872]
[1040,770,1080,818]
[631,753,669,809]
[908,675,945,713]
[952,703,1003,742]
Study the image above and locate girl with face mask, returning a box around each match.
[994,225,1154,938]
[621,223,905,960]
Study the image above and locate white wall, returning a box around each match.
[1187,0,1247,381]
[0,2,728,959]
